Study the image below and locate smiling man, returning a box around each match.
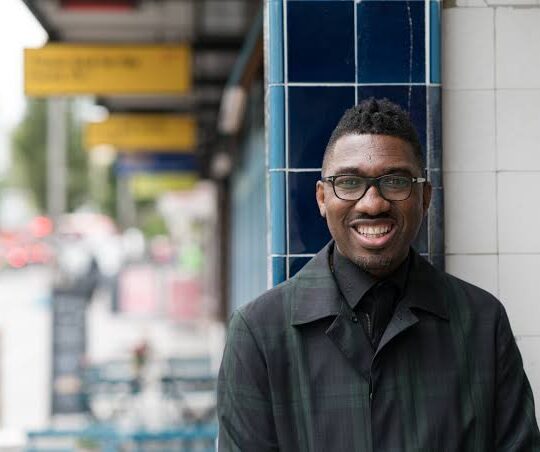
[217,98,540,451]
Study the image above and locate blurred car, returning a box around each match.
[0,216,55,270]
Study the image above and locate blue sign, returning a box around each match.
[115,153,197,176]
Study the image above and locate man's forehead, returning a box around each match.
[328,133,417,167]
[333,133,412,150]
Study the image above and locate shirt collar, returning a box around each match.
[331,246,376,310]
[290,241,449,326]
[332,246,410,310]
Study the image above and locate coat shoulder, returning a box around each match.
[442,270,504,318]
[235,278,295,328]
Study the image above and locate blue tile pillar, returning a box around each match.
[265,0,443,285]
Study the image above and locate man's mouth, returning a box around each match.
[354,224,393,238]
[350,220,396,249]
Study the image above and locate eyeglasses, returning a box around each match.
[321,174,426,202]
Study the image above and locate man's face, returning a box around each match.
[316,134,431,277]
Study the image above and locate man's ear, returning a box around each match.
[422,181,432,216]
[316,180,327,218]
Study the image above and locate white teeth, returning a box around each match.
[355,225,392,237]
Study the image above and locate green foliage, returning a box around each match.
[10,99,89,213]
[137,200,168,237]
[10,99,47,210]
[66,103,89,211]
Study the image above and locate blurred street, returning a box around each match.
[0,260,224,449]
[0,266,52,431]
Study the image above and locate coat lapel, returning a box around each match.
[290,242,372,380]
[376,251,450,356]
[290,242,341,325]
[376,302,419,354]
[325,310,373,381]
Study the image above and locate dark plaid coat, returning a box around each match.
[218,243,540,451]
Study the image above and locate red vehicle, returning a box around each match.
[0,216,55,269]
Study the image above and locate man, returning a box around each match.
[217,98,540,451]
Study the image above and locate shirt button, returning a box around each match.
[351,315,358,323]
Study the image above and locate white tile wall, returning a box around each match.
[442,8,495,89]
[444,2,540,416]
[446,254,498,296]
[499,254,540,336]
[515,336,540,421]
[496,89,540,171]
[443,90,496,172]
[456,0,489,7]
[498,172,540,253]
[488,0,537,6]
[444,172,497,254]
[496,8,540,89]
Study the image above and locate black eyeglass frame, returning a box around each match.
[321,173,427,202]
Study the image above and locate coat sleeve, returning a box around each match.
[494,304,540,451]
[217,310,279,452]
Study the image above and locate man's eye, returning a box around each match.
[382,176,409,187]
[336,177,362,188]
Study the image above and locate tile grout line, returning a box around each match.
[446,252,540,256]
[425,0,430,87]
[265,1,272,289]
[426,85,431,262]
[271,254,316,258]
[270,168,322,172]
[285,82,437,87]
[444,169,540,174]
[493,7,500,297]
[425,0,432,261]
[283,0,290,280]
[354,0,358,104]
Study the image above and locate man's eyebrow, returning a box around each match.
[331,166,361,175]
[330,166,415,175]
[380,166,415,175]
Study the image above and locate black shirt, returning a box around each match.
[332,245,409,349]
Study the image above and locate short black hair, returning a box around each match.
[322,98,424,175]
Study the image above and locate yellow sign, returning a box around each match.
[85,114,196,151]
[130,172,198,199]
[25,44,191,96]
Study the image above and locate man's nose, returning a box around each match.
[354,185,391,215]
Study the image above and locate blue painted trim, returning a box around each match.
[429,187,444,271]
[268,1,284,84]
[428,85,442,170]
[270,171,286,254]
[269,86,285,169]
[428,169,442,188]
[427,86,443,269]
[430,1,441,84]
[272,256,286,285]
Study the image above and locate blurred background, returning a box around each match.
[0,0,539,450]
[0,0,263,450]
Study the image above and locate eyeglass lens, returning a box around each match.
[333,175,412,201]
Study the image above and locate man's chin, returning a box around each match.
[352,254,393,277]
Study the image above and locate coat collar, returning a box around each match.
[290,242,342,325]
[403,251,449,320]
[290,241,449,326]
